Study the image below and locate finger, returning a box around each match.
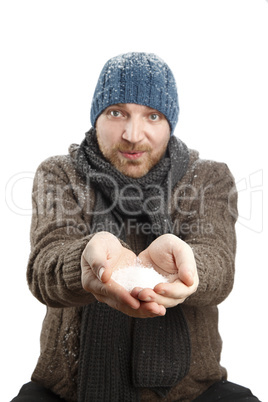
[99,278,141,310]
[81,243,112,283]
[173,245,196,286]
[133,288,160,302]
[131,288,167,316]
[98,295,166,318]
[96,295,140,316]
[135,287,184,308]
[138,301,166,317]
[81,261,140,310]
[154,280,197,301]
[130,287,144,299]
[178,265,194,287]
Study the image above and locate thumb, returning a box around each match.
[81,238,112,283]
[173,242,196,286]
[178,263,195,286]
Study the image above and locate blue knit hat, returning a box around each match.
[90,52,179,135]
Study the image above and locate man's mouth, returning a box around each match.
[119,150,146,160]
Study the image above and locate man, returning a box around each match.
[12,53,260,401]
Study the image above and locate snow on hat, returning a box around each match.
[90,52,179,135]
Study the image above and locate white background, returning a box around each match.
[1,0,267,401]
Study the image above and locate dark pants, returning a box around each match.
[10,382,66,401]
[11,380,261,402]
[192,380,260,402]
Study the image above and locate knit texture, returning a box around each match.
[76,129,191,401]
[78,303,139,402]
[90,52,179,134]
[27,147,238,401]
[78,303,191,402]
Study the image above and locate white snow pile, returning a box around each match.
[111,260,168,292]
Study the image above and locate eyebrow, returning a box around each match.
[109,103,161,113]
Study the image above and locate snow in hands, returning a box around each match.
[111,259,168,292]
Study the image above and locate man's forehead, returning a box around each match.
[107,103,164,114]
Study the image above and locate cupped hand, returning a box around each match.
[134,234,199,308]
[81,231,166,318]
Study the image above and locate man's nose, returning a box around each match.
[122,117,145,143]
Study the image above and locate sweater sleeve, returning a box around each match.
[174,159,238,307]
[27,155,97,308]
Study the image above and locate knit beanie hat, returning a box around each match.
[90,52,179,135]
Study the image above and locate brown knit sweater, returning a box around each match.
[27,145,237,402]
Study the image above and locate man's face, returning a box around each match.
[96,103,170,178]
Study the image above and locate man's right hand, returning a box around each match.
[81,231,166,318]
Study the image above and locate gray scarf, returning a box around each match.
[76,129,191,401]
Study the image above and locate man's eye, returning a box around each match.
[149,113,159,121]
[110,110,121,117]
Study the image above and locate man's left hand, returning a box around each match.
[132,234,199,308]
